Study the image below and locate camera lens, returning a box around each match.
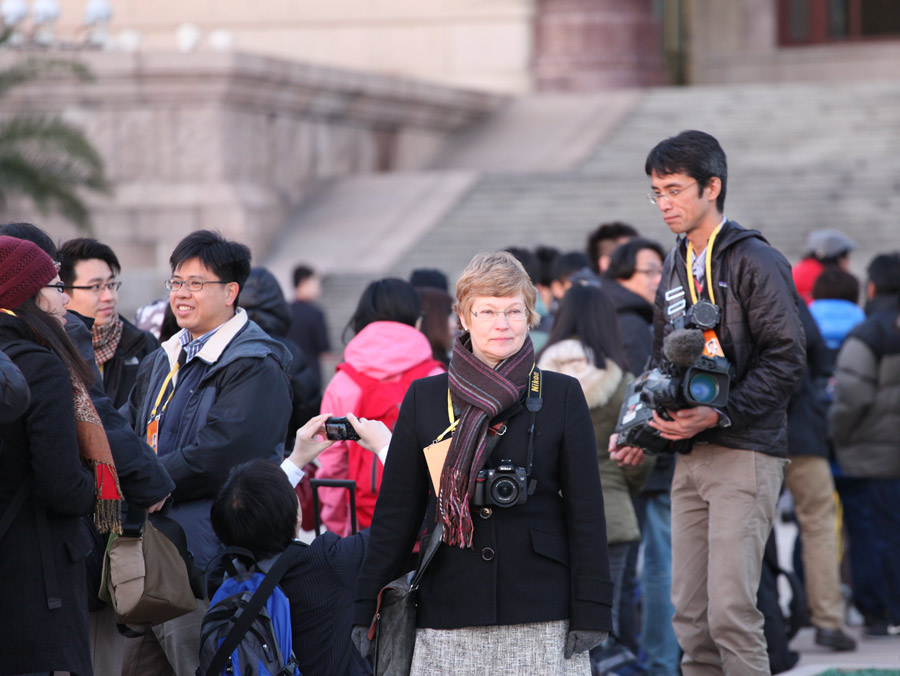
[687,372,720,404]
[490,478,519,505]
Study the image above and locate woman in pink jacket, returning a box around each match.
[318,278,444,535]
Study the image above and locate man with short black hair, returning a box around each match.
[830,251,900,639]
[612,130,805,675]
[549,251,595,300]
[288,263,329,387]
[124,230,292,676]
[604,238,666,375]
[57,237,159,408]
[586,221,638,275]
[863,252,900,314]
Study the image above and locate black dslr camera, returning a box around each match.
[614,329,733,455]
[473,460,529,508]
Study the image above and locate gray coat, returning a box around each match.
[829,309,900,478]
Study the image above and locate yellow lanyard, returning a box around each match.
[686,223,722,306]
[150,362,181,417]
[435,365,538,443]
[435,390,459,442]
[0,309,16,316]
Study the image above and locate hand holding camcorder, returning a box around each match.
[614,327,733,455]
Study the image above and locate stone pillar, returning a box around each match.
[532,0,667,91]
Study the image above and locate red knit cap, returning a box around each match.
[0,236,58,311]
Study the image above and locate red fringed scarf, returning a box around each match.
[71,375,123,534]
[439,334,534,548]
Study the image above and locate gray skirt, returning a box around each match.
[409,619,591,676]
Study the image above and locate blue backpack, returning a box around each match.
[197,544,302,676]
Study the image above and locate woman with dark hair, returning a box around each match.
[317,278,444,535]
[415,285,456,367]
[537,284,654,667]
[0,235,120,676]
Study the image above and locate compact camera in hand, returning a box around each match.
[473,460,529,508]
[325,416,360,441]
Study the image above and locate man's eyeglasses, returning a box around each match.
[165,279,228,292]
[45,282,67,294]
[67,281,122,294]
[634,267,663,278]
[646,181,697,206]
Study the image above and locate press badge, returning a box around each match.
[146,415,160,453]
[424,437,452,495]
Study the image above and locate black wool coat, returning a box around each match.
[0,314,96,676]
[101,315,159,410]
[353,371,613,633]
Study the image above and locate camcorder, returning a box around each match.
[473,460,530,508]
[614,326,733,455]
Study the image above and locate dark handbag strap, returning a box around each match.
[150,511,206,599]
[0,480,30,543]
[410,521,443,591]
[205,541,303,676]
[33,491,62,610]
[0,477,61,610]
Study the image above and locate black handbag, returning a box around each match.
[368,522,443,676]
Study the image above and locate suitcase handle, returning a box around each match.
[309,478,358,536]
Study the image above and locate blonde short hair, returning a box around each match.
[454,251,540,329]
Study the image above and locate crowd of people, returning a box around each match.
[1,128,898,676]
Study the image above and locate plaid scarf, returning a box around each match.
[439,333,534,548]
[72,373,123,534]
[91,312,123,366]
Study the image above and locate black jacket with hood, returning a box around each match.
[653,220,805,457]
[240,268,322,438]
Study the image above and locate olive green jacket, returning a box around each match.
[538,339,655,544]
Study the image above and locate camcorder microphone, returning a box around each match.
[662,329,705,367]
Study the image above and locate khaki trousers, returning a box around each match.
[671,444,785,676]
[784,455,843,630]
[120,600,208,676]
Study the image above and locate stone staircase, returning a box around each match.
[266,79,900,354]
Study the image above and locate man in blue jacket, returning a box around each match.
[124,230,292,676]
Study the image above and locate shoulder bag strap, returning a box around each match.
[0,477,61,610]
[205,541,303,676]
[409,521,444,591]
[0,480,30,543]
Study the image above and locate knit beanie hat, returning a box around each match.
[0,236,58,310]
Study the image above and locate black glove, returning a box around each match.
[351,624,374,659]
[564,629,609,658]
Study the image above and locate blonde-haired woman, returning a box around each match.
[352,251,613,675]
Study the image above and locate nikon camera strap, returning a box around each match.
[524,367,542,495]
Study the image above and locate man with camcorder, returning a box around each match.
[610,130,804,675]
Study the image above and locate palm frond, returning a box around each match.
[0,152,91,229]
[0,56,92,99]
[0,115,110,190]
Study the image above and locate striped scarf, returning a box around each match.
[439,333,534,548]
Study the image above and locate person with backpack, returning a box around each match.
[0,236,111,676]
[202,413,390,676]
[317,278,444,536]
